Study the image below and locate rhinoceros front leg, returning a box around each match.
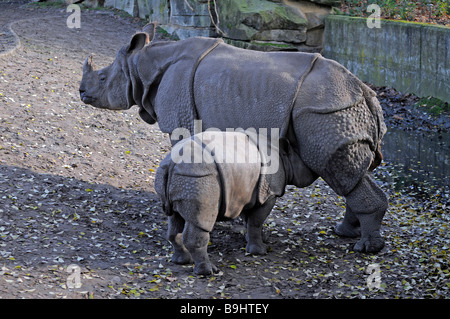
[244,197,276,255]
[167,213,193,265]
[342,173,388,253]
[183,222,217,275]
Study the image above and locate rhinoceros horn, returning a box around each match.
[83,54,95,74]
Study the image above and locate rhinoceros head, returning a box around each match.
[79,26,155,110]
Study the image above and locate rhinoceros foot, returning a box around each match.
[353,232,385,253]
[194,262,218,276]
[334,222,361,238]
[172,251,193,265]
[246,242,268,255]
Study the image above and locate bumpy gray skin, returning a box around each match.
[79,24,388,256]
[154,132,310,275]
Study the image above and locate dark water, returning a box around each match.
[377,127,449,198]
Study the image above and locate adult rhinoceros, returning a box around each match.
[79,24,388,253]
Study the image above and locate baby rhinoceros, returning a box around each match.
[155,131,311,275]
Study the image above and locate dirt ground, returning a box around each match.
[0,1,448,299]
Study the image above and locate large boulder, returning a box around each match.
[216,0,308,42]
[214,0,335,51]
[283,0,334,48]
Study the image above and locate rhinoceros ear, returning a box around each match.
[127,32,149,54]
[142,22,157,42]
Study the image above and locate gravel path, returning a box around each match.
[0,2,448,299]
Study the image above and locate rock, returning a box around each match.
[158,0,215,40]
[86,0,106,7]
[135,0,151,20]
[146,0,170,24]
[305,28,323,47]
[160,24,213,40]
[253,29,306,43]
[169,0,211,28]
[104,0,214,39]
[224,38,297,52]
[283,0,333,50]
[284,0,332,29]
[65,0,104,5]
[305,0,340,6]
[216,0,308,41]
[104,0,137,16]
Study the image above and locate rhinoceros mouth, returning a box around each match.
[81,95,96,104]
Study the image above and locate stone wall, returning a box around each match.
[323,15,450,103]
[103,0,215,39]
[98,0,339,51]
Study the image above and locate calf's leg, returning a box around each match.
[167,212,192,264]
[244,197,276,255]
[183,222,217,275]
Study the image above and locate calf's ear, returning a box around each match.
[127,32,149,54]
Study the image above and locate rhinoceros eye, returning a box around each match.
[99,72,107,83]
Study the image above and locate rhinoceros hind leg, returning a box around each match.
[344,174,388,253]
[183,222,217,275]
[167,213,193,265]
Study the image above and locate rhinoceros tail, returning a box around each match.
[369,144,383,171]
[361,82,386,172]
